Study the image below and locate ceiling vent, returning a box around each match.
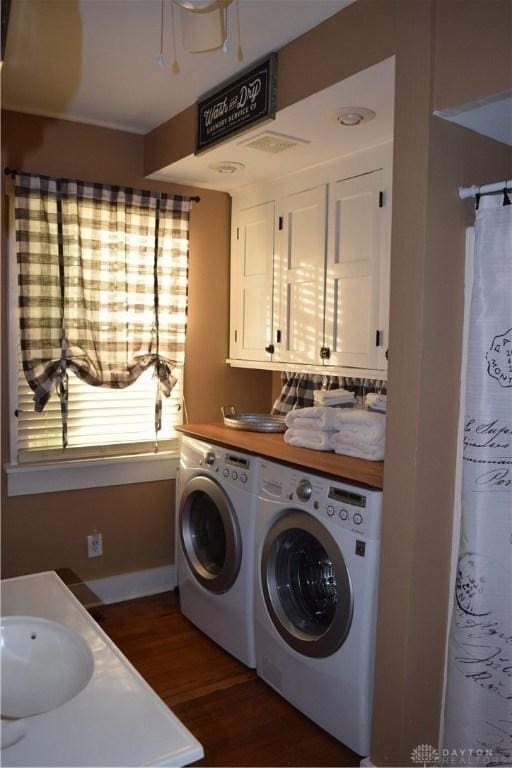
[239,131,310,154]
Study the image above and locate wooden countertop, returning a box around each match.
[177,423,384,490]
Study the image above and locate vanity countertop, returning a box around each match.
[177,422,384,490]
[1,571,203,767]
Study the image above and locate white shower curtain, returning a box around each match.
[443,195,512,767]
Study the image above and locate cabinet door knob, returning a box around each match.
[265,344,275,354]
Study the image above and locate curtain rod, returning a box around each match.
[3,168,200,203]
[459,179,512,200]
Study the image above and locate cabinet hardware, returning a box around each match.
[375,330,383,347]
[265,344,275,354]
[276,329,281,343]
[236,227,240,240]
[234,330,238,343]
[278,216,283,231]
[320,346,331,359]
[379,191,384,208]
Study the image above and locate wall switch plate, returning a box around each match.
[87,531,103,558]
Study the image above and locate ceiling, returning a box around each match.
[150,56,395,192]
[2,0,355,134]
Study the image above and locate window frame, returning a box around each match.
[5,193,181,496]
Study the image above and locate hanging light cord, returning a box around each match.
[170,0,180,74]
[236,0,243,61]
[158,0,166,68]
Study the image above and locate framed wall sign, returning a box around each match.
[195,53,277,154]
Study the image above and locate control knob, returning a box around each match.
[204,451,216,466]
[296,479,313,501]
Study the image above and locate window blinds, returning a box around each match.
[15,362,183,463]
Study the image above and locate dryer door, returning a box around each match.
[179,475,242,593]
[261,510,353,658]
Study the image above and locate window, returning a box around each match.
[13,355,184,464]
[6,173,192,495]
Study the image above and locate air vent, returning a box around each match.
[239,131,310,154]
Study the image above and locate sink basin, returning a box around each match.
[1,616,94,718]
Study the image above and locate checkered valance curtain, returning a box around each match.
[15,172,191,447]
[271,372,386,414]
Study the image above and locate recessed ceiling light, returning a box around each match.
[208,161,245,174]
[174,0,234,11]
[333,107,376,126]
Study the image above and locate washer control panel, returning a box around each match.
[193,442,256,492]
[259,460,382,540]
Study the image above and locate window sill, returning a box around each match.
[4,451,180,497]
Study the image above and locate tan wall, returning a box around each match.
[144,105,196,179]
[433,0,512,111]
[2,482,175,581]
[374,118,512,762]
[144,1,512,764]
[1,110,272,582]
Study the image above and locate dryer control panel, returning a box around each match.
[259,461,382,540]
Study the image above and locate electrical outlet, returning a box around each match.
[87,530,103,558]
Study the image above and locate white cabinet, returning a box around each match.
[229,143,392,376]
[276,184,327,365]
[230,201,275,361]
[324,169,387,370]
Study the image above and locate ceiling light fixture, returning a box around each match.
[334,107,376,126]
[158,0,244,73]
[173,0,233,11]
[208,161,245,175]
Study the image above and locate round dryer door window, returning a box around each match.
[261,511,353,657]
[179,476,242,593]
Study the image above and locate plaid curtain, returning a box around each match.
[15,172,191,446]
[271,372,387,414]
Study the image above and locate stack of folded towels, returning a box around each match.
[284,406,339,451]
[284,406,385,461]
[330,409,386,461]
[313,387,355,408]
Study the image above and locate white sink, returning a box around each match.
[1,573,203,766]
[1,616,94,719]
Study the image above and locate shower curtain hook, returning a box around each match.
[503,186,511,206]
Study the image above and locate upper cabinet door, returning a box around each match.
[230,201,275,361]
[276,185,327,365]
[324,169,387,370]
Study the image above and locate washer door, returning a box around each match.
[179,475,242,593]
[261,510,353,658]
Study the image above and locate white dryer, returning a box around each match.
[176,435,258,667]
[254,458,383,757]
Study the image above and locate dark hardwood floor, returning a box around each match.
[96,591,360,767]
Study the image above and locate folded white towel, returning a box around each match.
[284,428,335,451]
[285,406,339,431]
[366,393,387,413]
[334,410,386,444]
[330,435,385,461]
[314,388,355,406]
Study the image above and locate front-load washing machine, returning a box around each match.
[176,435,258,667]
[254,458,383,756]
